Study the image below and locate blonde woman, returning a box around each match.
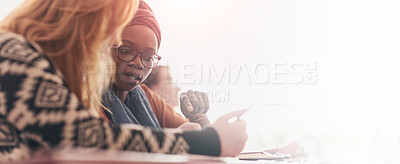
[0,0,247,160]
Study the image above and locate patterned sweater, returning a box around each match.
[0,32,220,161]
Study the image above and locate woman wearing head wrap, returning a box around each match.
[0,0,247,159]
[102,0,248,156]
[103,0,212,129]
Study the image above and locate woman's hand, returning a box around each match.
[176,122,201,131]
[211,109,248,157]
[180,90,211,126]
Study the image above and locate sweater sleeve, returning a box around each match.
[0,33,220,160]
[140,84,189,128]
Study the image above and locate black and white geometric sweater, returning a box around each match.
[0,32,220,161]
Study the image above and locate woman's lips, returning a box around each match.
[123,72,142,84]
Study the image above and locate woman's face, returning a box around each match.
[112,25,158,92]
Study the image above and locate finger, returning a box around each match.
[193,113,207,120]
[187,90,200,113]
[234,120,247,129]
[180,93,193,112]
[220,109,248,121]
[194,91,205,113]
[201,92,209,114]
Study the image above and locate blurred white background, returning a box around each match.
[2,0,400,163]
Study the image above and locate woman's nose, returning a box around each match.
[129,55,143,70]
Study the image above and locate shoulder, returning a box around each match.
[0,32,44,64]
[140,84,155,99]
[139,84,170,112]
[139,84,164,107]
[139,84,150,92]
[0,32,57,74]
[139,84,164,109]
[0,32,57,68]
[0,32,64,85]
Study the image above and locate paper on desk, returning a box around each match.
[236,151,290,160]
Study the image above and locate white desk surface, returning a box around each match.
[8,148,304,164]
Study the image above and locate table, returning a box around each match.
[8,148,304,164]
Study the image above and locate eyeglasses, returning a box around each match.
[116,45,161,68]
